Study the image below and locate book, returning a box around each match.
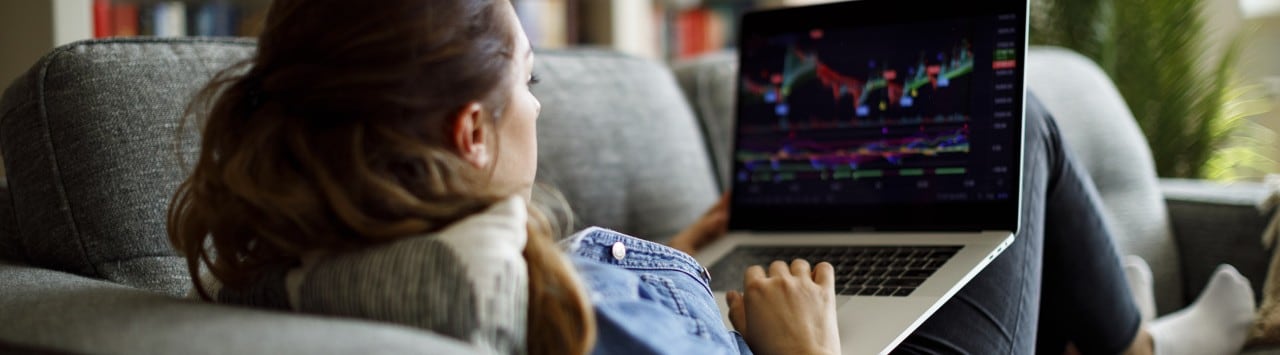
[580,0,660,59]
[154,2,187,37]
[514,0,541,46]
[192,2,238,36]
[565,0,580,46]
[515,0,572,49]
[669,2,754,60]
[90,0,267,39]
[138,3,155,36]
[93,0,112,38]
[192,2,222,36]
[111,2,138,37]
[675,8,709,59]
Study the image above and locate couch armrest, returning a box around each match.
[671,51,738,191]
[1161,178,1274,305]
[0,260,481,355]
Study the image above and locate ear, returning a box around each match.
[451,102,491,169]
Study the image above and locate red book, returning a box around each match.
[677,8,710,59]
[112,3,139,37]
[93,0,113,38]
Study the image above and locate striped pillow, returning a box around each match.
[206,197,530,355]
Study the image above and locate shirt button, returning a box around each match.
[611,242,627,261]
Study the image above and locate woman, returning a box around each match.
[168,0,1253,354]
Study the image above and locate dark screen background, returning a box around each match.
[733,17,1019,207]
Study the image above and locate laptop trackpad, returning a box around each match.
[838,297,937,354]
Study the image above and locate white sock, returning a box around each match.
[1149,264,1256,355]
[1123,255,1158,323]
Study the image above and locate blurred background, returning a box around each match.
[1,0,1277,181]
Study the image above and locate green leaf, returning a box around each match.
[1030,0,1275,179]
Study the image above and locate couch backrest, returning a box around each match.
[531,49,720,240]
[0,39,721,296]
[0,38,257,296]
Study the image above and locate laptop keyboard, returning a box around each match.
[708,246,963,297]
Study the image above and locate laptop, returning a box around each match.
[693,0,1029,353]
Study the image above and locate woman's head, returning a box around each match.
[453,4,543,199]
[168,0,589,353]
[250,0,541,198]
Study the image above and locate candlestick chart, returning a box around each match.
[736,29,976,185]
[740,40,974,128]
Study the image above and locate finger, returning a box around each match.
[693,194,731,248]
[814,261,835,288]
[745,265,766,285]
[707,214,728,240]
[692,211,728,248]
[769,260,790,278]
[790,258,811,277]
[727,291,747,332]
[713,192,730,211]
[701,193,730,218]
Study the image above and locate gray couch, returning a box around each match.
[0,38,1274,354]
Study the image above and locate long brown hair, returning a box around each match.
[166,0,594,354]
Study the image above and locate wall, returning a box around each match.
[1201,0,1280,175]
[1240,17,1280,167]
[52,0,92,47]
[0,0,89,177]
[0,0,90,86]
[0,2,55,86]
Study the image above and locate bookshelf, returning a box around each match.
[89,0,272,39]
[0,0,271,84]
[514,0,844,60]
[0,0,842,85]
[1,1,89,85]
[515,0,843,61]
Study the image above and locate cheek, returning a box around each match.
[501,94,539,170]
[521,94,539,145]
[520,98,538,160]
[521,96,539,176]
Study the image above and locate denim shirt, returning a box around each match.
[563,227,753,355]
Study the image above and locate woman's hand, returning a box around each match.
[668,193,730,255]
[727,259,841,355]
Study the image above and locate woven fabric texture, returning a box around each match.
[0,38,257,296]
[532,49,720,241]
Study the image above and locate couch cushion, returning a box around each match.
[0,259,481,355]
[532,49,720,241]
[0,38,257,296]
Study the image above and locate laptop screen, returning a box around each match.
[729,0,1027,232]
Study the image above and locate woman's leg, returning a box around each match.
[1033,93,1146,354]
[892,94,1142,354]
